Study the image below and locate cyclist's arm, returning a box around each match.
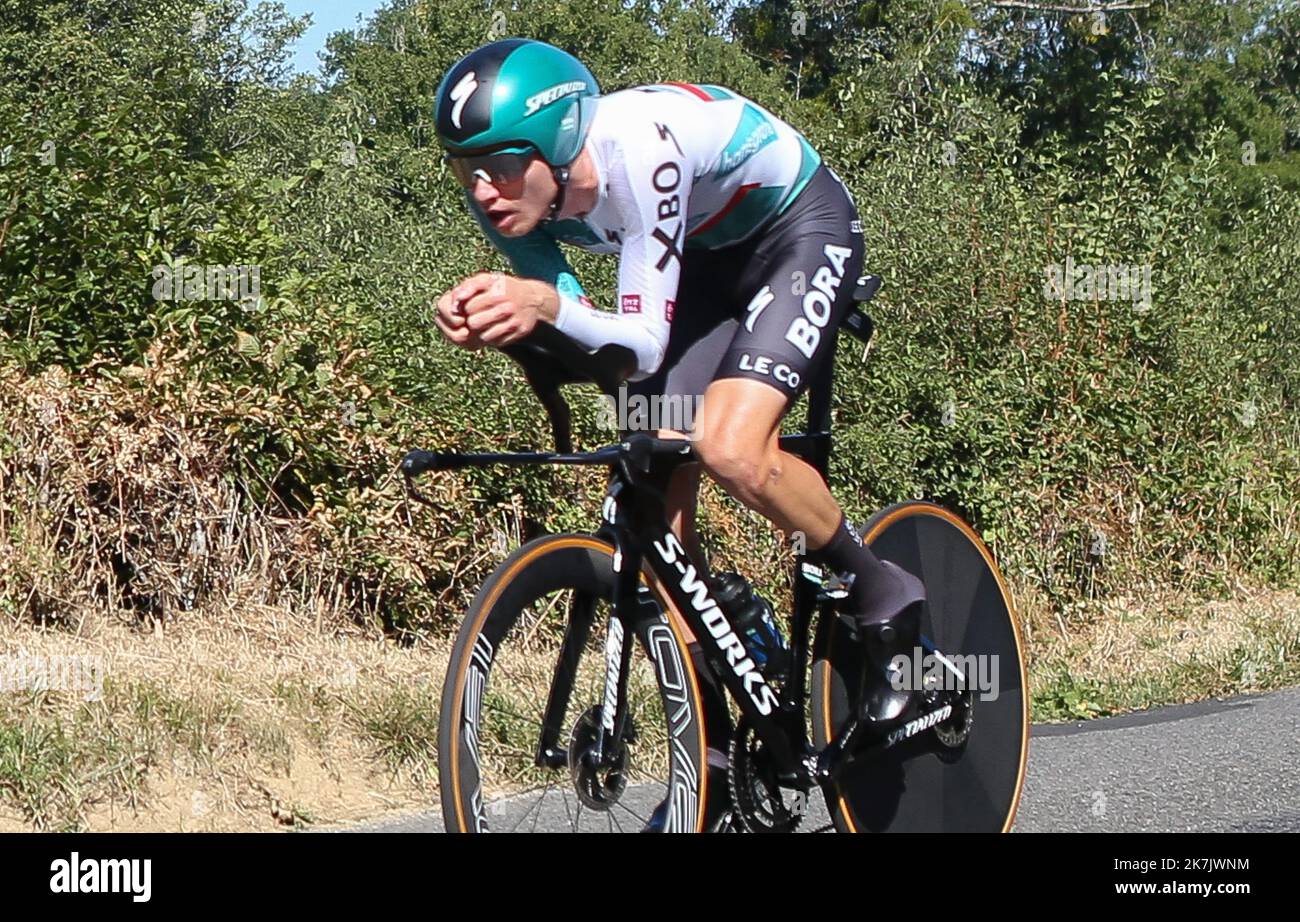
[551,132,687,381]
[467,196,667,377]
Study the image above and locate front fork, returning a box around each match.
[593,523,646,765]
[532,521,655,771]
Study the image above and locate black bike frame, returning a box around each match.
[403,299,879,793]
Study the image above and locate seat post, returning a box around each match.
[803,275,879,480]
[803,342,836,480]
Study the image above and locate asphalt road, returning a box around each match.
[343,687,1300,833]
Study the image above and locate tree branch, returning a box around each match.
[987,1,1152,12]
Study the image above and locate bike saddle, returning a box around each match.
[840,275,880,346]
[853,274,882,302]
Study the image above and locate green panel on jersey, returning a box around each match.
[686,185,787,249]
[774,134,822,216]
[715,103,779,178]
[545,218,604,247]
[696,85,735,101]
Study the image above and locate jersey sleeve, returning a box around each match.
[467,193,669,379]
[590,121,689,381]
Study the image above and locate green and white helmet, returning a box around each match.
[434,38,599,166]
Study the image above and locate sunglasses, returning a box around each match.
[445,146,536,190]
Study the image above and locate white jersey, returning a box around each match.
[467,83,822,379]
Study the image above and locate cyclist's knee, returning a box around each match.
[694,430,782,503]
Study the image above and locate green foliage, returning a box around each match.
[1035,670,1113,722]
[0,0,1297,638]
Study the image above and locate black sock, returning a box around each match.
[810,513,924,626]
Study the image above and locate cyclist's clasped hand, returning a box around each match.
[434,272,551,350]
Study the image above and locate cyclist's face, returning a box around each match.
[450,150,554,237]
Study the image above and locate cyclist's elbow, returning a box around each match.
[631,339,667,381]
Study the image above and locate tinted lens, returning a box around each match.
[446,151,532,189]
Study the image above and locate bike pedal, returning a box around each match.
[802,563,856,600]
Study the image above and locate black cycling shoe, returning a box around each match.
[855,598,924,732]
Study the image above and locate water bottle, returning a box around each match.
[710,572,790,678]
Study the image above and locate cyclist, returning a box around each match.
[431,38,927,783]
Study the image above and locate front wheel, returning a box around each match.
[811,502,1029,832]
[438,534,713,832]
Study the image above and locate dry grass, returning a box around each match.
[0,609,449,832]
[1018,577,1300,720]
[1,560,1297,830]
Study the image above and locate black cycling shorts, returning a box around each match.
[626,163,865,425]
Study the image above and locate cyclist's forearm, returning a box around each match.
[519,278,561,323]
[553,295,667,379]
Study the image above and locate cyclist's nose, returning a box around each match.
[470,176,499,206]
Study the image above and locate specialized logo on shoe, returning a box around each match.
[743,285,774,333]
[738,352,800,391]
[652,532,779,716]
[665,298,675,321]
[621,294,642,313]
[785,243,852,359]
[449,71,478,129]
[524,80,588,115]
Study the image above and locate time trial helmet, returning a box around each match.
[434,38,599,167]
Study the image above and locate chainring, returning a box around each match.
[728,716,805,833]
[932,687,975,763]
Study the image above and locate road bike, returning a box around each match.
[404,276,1029,832]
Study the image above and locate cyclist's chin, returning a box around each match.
[493,209,541,237]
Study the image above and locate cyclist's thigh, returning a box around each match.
[625,253,740,435]
[713,164,865,405]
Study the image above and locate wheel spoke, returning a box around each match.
[611,792,652,827]
[481,699,547,730]
[527,781,550,834]
[451,569,685,833]
[504,779,550,833]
